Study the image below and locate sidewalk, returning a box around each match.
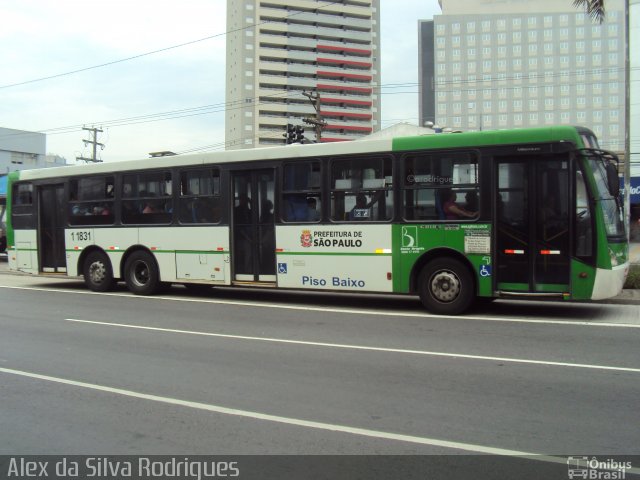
[598,288,640,305]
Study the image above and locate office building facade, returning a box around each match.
[226,0,381,149]
[420,0,626,153]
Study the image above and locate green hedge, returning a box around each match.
[624,264,640,289]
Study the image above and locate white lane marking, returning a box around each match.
[4,366,640,476]
[64,318,640,374]
[1,284,639,329]
[0,366,565,459]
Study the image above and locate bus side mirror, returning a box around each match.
[605,162,620,198]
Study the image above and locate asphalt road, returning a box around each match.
[0,260,639,478]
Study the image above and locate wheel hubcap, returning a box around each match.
[89,261,106,284]
[132,261,150,287]
[429,270,461,303]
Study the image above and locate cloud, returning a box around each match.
[0,0,441,162]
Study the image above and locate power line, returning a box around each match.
[0,1,343,91]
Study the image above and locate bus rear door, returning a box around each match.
[38,184,67,273]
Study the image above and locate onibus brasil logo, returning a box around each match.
[567,456,632,479]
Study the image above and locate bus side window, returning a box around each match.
[282,162,322,223]
[331,156,392,222]
[178,168,221,224]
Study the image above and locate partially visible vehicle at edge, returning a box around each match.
[0,174,7,253]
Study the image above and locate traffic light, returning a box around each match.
[295,125,305,143]
[283,123,296,144]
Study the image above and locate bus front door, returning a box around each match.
[231,170,276,283]
[495,156,571,295]
[39,184,67,273]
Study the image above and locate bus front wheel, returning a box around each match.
[418,258,474,315]
[124,251,160,295]
[83,251,116,292]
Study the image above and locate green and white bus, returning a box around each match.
[5,126,628,314]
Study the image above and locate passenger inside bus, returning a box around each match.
[349,191,384,220]
[464,191,479,212]
[440,189,476,220]
[143,200,162,214]
[349,193,372,220]
[307,197,320,221]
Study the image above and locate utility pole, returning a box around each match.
[76,127,105,163]
[302,90,327,143]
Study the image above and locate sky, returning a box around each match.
[0,0,442,163]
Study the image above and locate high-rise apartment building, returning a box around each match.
[419,0,626,153]
[226,0,381,149]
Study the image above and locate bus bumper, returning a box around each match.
[591,263,629,300]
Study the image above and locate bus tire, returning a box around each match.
[418,258,474,315]
[83,251,116,292]
[124,251,160,295]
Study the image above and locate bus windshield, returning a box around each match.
[586,153,625,238]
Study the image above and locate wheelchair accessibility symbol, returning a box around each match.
[278,263,288,274]
[479,264,491,277]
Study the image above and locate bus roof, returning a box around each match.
[13,125,586,182]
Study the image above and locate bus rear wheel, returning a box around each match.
[418,258,474,315]
[83,251,116,292]
[124,251,160,295]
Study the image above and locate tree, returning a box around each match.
[573,0,605,23]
